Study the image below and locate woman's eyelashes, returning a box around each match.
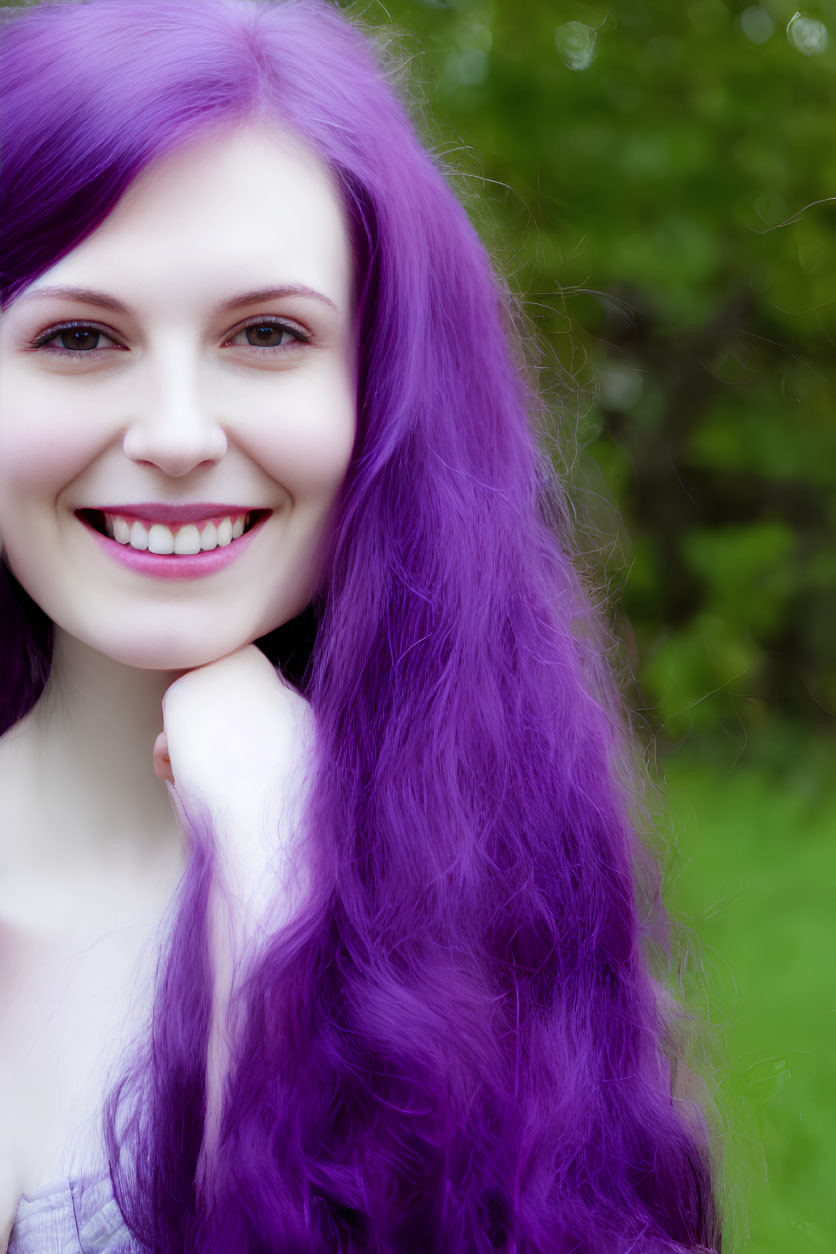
[225,320,312,351]
[30,320,125,354]
[27,317,312,357]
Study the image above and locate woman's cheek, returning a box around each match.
[242,378,356,496]
[0,377,105,491]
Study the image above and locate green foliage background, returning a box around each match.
[1,0,833,1248]
[365,0,836,744]
[356,1,836,1248]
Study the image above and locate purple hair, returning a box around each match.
[0,0,721,1248]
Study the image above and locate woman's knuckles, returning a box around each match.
[159,644,315,818]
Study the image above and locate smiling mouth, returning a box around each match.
[77,508,270,555]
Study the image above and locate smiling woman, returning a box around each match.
[0,1,721,1251]
[0,125,355,668]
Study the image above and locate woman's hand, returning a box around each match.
[156,643,312,817]
[154,644,316,921]
[154,645,316,1155]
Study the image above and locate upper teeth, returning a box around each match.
[103,513,249,554]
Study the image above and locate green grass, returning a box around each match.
[659,736,836,1252]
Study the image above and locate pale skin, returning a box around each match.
[0,122,356,1239]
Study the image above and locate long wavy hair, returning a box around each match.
[0,0,721,1249]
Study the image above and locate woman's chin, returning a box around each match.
[86,634,258,674]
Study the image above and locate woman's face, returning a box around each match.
[0,125,356,670]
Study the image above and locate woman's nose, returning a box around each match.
[121,358,228,476]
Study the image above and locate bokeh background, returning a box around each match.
[350,0,834,1249]
[0,0,832,1247]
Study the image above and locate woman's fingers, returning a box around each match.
[158,643,315,841]
[152,731,174,784]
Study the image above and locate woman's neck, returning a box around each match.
[0,628,186,878]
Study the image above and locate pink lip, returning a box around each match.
[85,502,258,526]
[77,511,269,581]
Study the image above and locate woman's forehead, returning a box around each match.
[28,125,354,319]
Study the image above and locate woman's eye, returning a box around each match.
[228,322,308,350]
[34,323,120,353]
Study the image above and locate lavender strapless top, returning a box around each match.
[8,1173,134,1254]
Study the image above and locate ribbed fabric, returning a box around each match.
[8,1173,134,1254]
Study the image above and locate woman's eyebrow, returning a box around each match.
[218,285,339,314]
[18,285,129,313]
[17,283,340,315]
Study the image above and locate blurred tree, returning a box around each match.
[358,0,836,747]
